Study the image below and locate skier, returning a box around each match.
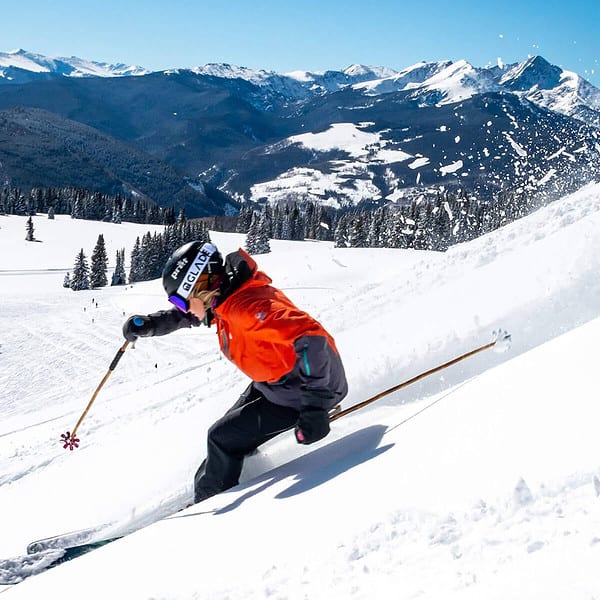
[123,241,348,503]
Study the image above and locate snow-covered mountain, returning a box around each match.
[3,49,598,125]
[500,56,600,127]
[0,50,599,213]
[349,55,600,126]
[176,62,401,100]
[1,181,599,596]
[0,49,148,83]
[169,56,600,126]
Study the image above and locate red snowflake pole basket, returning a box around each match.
[61,431,80,451]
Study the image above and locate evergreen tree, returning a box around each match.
[129,237,142,283]
[71,192,83,219]
[235,204,254,233]
[90,234,109,288]
[71,249,90,291]
[367,209,384,247]
[347,213,368,248]
[291,204,304,241]
[280,205,293,240]
[333,214,349,248]
[63,272,71,288]
[255,210,272,254]
[304,202,316,239]
[245,210,271,254]
[111,249,127,286]
[111,204,122,224]
[25,216,35,241]
[14,192,27,216]
[245,211,260,253]
[48,206,55,220]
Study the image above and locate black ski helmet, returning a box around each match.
[162,241,224,310]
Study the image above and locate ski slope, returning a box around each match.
[1,184,600,598]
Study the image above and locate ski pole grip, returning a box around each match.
[109,341,129,371]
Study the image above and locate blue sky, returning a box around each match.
[5,0,599,85]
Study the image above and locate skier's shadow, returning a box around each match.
[213,425,392,515]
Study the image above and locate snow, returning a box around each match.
[288,123,379,157]
[440,159,464,175]
[249,166,382,207]
[254,124,412,205]
[408,156,431,169]
[0,49,50,73]
[250,161,386,206]
[412,60,499,105]
[286,123,411,164]
[2,181,600,597]
[0,49,147,78]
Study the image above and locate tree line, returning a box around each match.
[53,184,561,290]
[0,185,176,225]
[238,187,542,252]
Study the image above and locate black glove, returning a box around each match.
[122,315,155,342]
[295,407,330,445]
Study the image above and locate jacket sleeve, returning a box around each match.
[293,335,340,410]
[146,308,202,336]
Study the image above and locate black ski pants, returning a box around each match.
[194,383,299,503]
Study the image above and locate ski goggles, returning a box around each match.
[168,293,191,313]
[168,273,216,312]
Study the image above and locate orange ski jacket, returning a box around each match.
[213,249,338,384]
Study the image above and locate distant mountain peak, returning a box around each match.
[343,64,397,79]
[500,55,562,91]
[0,49,149,82]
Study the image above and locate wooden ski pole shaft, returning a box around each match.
[61,341,129,449]
[330,330,510,423]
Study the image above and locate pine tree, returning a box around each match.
[71,249,90,291]
[245,212,259,253]
[90,234,109,288]
[333,214,349,248]
[111,249,127,286]
[63,272,71,288]
[367,209,384,247]
[255,210,272,254]
[347,213,368,248]
[280,205,293,240]
[129,237,142,283]
[235,204,254,233]
[48,206,55,220]
[245,210,271,254]
[290,205,304,240]
[25,216,35,241]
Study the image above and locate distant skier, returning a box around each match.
[123,242,347,503]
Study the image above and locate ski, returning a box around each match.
[54,535,124,563]
[26,521,119,554]
[0,487,194,584]
[0,536,124,586]
[0,523,126,585]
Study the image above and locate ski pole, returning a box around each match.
[61,340,130,450]
[330,329,511,423]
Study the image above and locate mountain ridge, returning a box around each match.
[0,50,598,216]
